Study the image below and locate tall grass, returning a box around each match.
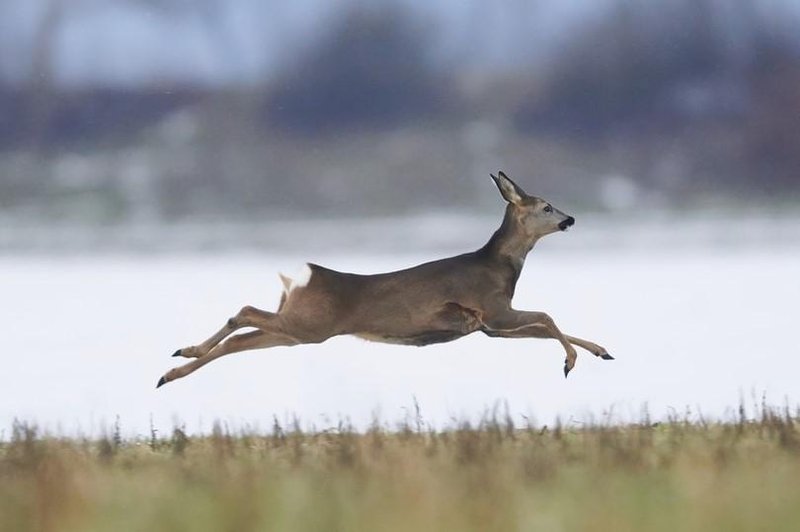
[2,404,799,532]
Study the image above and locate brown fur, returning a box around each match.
[157,171,611,388]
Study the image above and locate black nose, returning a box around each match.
[559,216,575,231]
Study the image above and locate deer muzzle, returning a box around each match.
[558,216,575,231]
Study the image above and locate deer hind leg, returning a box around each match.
[172,305,278,359]
[158,328,300,388]
[158,301,340,388]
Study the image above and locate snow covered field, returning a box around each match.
[2,218,799,436]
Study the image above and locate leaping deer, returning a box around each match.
[157,171,612,388]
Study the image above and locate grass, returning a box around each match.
[2,404,800,532]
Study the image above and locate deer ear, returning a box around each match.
[490,171,526,205]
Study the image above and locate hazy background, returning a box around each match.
[2,0,800,231]
[1,0,799,436]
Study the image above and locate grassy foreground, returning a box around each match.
[2,409,800,532]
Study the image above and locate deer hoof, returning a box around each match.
[601,353,615,360]
[156,376,168,389]
[563,364,572,378]
[171,349,182,357]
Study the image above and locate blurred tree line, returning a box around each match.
[0,0,798,221]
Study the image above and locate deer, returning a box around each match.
[156,171,612,388]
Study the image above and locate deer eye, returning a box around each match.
[543,205,553,213]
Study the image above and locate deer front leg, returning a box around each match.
[482,310,580,377]
[563,335,614,360]
[172,305,277,358]
[492,326,613,360]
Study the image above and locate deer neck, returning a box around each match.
[481,207,538,269]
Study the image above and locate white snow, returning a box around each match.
[1,238,798,437]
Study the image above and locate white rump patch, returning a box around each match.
[280,264,313,294]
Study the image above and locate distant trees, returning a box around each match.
[267,5,448,132]
[515,0,800,134]
[512,0,800,190]
[743,46,800,192]
[1,0,799,220]
[0,0,201,151]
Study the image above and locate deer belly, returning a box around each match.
[354,330,467,346]
[352,302,483,346]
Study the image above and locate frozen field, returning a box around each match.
[2,217,799,436]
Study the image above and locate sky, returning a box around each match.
[0,0,612,87]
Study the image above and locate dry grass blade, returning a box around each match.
[1,406,800,532]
